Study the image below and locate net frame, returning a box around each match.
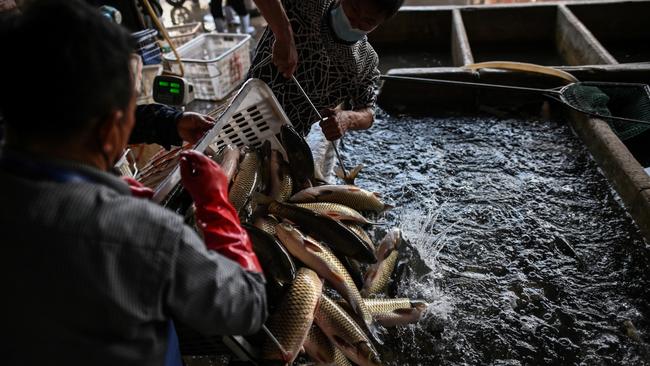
[555,82,650,139]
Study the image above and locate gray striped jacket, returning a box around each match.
[0,151,267,365]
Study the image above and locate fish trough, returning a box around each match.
[134,1,650,364]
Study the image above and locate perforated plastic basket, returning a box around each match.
[152,78,292,202]
[164,33,252,101]
[166,22,202,48]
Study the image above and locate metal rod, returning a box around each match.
[262,325,289,359]
[380,75,559,95]
[291,75,349,178]
[382,75,650,126]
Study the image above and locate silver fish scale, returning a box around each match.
[362,229,401,296]
[262,268,322,363]
[364,298,412,315]
[228,151,259,213]
[334,348,352,366]
[363,250,398,295]
[289,185,387,212]
[346,224,374,250]
[215,145,240,183]
[278,172,293,202]
[295,202,370,224]
[254,216,279,236]
[314,295,380,366]
[302,234,374,328]
[374,308,424,327]
[304,325,337,364]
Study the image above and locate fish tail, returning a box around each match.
[349,164,363,180]
[335,164,363,184]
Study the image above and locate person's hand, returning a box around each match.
[320,108,351,141]
[179,150,228,206]
[176,112,215,145]
[179,150,262,273]
[122,176,154,199]
[272,36,298,78]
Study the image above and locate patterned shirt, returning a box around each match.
[249,0,380,136]
[0,150,267,366]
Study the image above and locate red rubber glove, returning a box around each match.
[122,176,154,199]
[179,150,263,274]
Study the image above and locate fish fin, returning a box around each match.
[340,164,363,185]
[304,238,324,253]
[332,271,346,284]
[382,203,394,211]
[372,191,382,198]
[363,267,378,286]
[347,187,362,192]
[254,192,275,205]
[359,288,369,297]
[410,300,429,312]
[330,335,354,354]
[281,218,297,226]
[325,211,344,221]
[350,164,364,178]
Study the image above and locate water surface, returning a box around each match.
[340,113,650,365]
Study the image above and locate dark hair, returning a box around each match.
[0,0,134,140]
[376,0,404,18]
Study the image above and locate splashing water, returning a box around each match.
[330,112,650,365]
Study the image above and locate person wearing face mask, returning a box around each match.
[249,0,404,142]
[0,2,267,365]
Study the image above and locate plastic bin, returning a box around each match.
[163,33,252,101]
[166,22,202,48]
[151,78,292,202]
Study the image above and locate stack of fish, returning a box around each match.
[208,125,428,366]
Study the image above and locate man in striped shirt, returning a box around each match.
[0,1,266,365]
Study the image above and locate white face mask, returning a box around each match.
[329,3,368,43]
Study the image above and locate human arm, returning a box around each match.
[253,0,297,78]
[319,107,374,141]
[165,149,267,335]
[130,105,214,149]
[166,225,267,336]
[320,50,380,140]
[179,150,262,273]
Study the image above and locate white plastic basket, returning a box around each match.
[136,64,163,105]
[166,22,202,48]
[152,79,292,202]
[164,33,252,101]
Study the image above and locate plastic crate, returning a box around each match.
[136,64,163,105]
[166,22,202,48]
[151,78,292,202]
[163,33,252,101]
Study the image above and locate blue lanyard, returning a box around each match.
[0,153,94,184]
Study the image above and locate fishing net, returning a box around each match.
[561,82,650,140]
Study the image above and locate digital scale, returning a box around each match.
[153,75,194,106]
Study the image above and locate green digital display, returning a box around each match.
[153,75,188,106]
